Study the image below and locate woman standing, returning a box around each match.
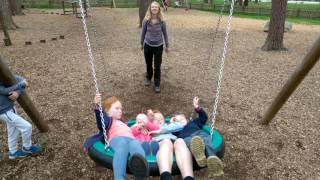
[141,1,169,93]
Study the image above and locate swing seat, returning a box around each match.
[86,119,225,176]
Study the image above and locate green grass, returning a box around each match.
[188,0,320,10]
[21,0,320,25]
[215,11,320,25]
[249,2,320,10]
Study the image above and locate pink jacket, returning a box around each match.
[131,121,160,142]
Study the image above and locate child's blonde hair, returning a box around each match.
[144,1,164,22]
[173,114,187,123]
[136,113,148,123]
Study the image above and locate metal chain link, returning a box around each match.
[204,0,226,124]
[78,0,109,148]
[210,0,235,135]
[86,0,111,93]
[192,1,226,121]
[204,1,227,126]
[206,0,226,65]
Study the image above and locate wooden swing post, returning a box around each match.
[0,56,49,132]
[261,36,320,125]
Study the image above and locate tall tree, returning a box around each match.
[262,0,287,51]
[9,0,24,15]
[139,0,150,28]
[0,0,19,30]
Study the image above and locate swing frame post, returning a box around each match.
[261,37,320,125]
[0,56,49,132]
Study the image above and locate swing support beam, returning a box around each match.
[261,36,320,125]
[0,56,49,132]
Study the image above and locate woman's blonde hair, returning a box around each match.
[144,1,164,22]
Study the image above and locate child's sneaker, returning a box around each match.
[207,155,224,177]
[22,145,42,155]
[190,136,207,167]
[128,153,149,180]
[9,150,28,159]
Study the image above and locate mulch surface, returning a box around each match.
[0,7,319,180]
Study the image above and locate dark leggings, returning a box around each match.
[144,43,163,86]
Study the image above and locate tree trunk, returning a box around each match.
[0,10,12,46]
[9,0,24,15]
[255,0,258,3]
[238,0,243,6]
[262,0,287,51]
[0,0,18,30]
[48,0,54,8]
[244,0,248,6]
[139,0,149,28]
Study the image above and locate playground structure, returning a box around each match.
[62,0,88,17]
[0,56,49,132]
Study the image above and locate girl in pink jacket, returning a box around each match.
[131,113,160,156]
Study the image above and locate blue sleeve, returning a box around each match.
[193,108,208,129]
[0,76,26,95]
[161,22,169,48]
[140,20,147,46]
[94,109,111,133]
[15,87,25,96]
[160,122,184,134]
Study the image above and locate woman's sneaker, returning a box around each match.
[144,78,151,86]
[154,86,161,93]
[22,145,42,155]
[207,155,224,177]
[128,153,149,180]
[9,150,28,159]
[190,136,207,167]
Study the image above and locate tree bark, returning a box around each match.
[0,9,12,46]
[262,0,287,51]
[139,0,150,28]
[0,0,18,30]
[9,0,24,15]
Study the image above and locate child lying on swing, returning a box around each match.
[131,113,160,156]
[171,97,224,177]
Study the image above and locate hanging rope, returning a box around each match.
[210,0,235,135]
[78,0,109,148]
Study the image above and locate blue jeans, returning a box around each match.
[109,136,146,180]
[183,131,216,157]
[141,141,159,156]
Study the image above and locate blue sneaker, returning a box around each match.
[22,145,42,155]
[9,150,28,159]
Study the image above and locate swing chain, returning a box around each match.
[206,0,226,65]
[210,0,235,135]
[78,0,109,148]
